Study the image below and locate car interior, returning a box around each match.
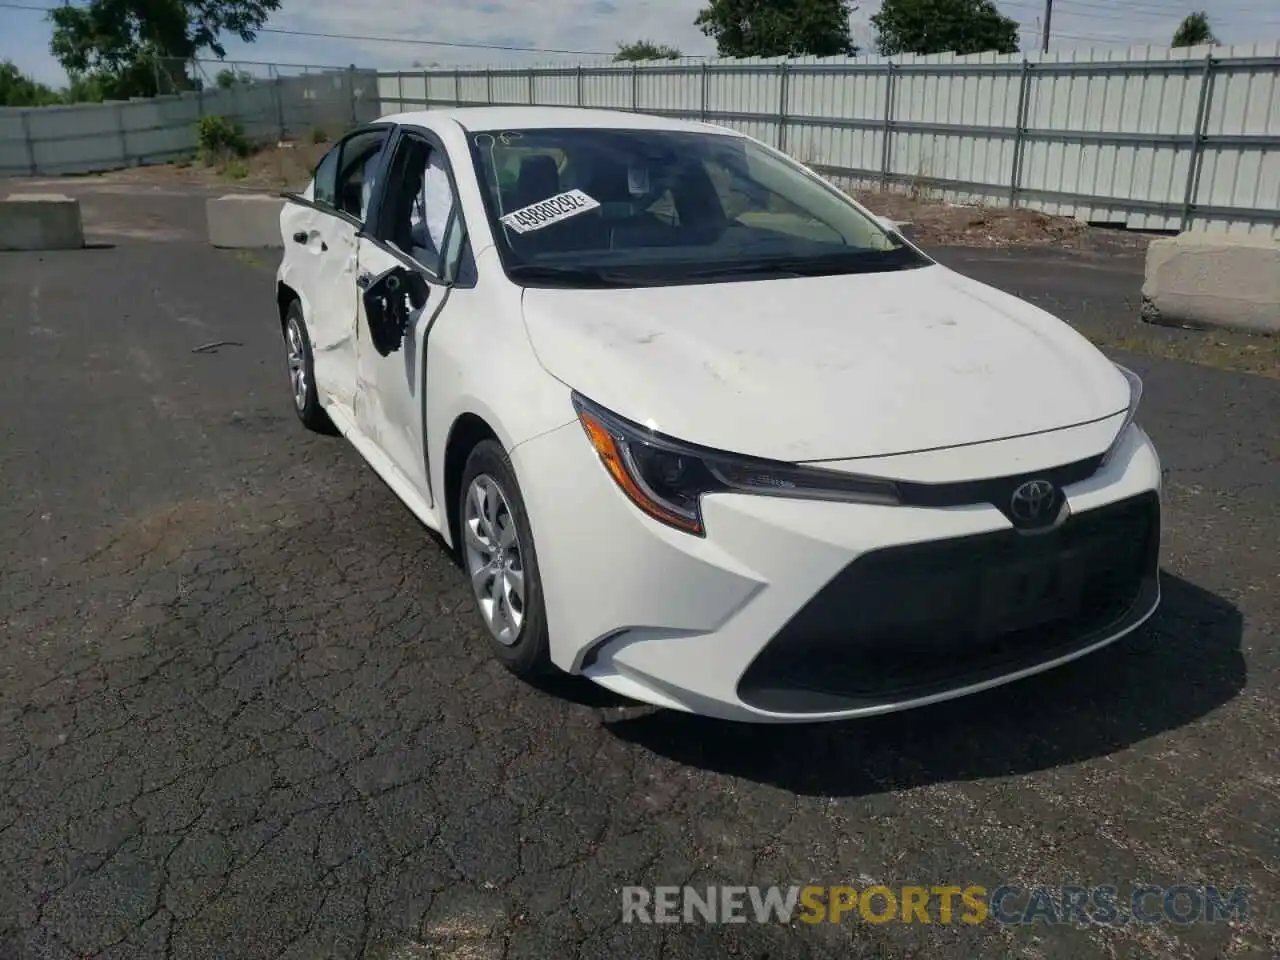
[500,150,731,258]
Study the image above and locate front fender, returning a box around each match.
[424,256,578,547]
[276,258,315,329]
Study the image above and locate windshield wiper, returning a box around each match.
[678,249,922,281]
[508,249,924,288]
[507,264,637,288]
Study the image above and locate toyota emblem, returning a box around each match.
[1009,479,1059,526]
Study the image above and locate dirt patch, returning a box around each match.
[1094,326,1279,379]
[854,189,1156,255]
[97,137,334,193]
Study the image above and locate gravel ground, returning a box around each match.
[0,182,1276,960]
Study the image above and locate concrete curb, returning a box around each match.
[0,194,85,251]
[207,194,285,248]
[1142,232,1280,335]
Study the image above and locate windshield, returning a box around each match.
[466,127,930,287]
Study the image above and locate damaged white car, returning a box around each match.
[275,106,1162,723]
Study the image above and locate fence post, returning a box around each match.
[777,62,790,152]
[20,110,37,175]
[486,69,494,106]
[115,102,130,167]
[528,67,535,105]
[271,64,286,140]
[700,61,709,121]
[347,64,357,125]
[1008,59,1032,206]
[455,69,462,107]
[1181,52,1216,232]
[631,64,639,112]
[577,65,584,106]
[880,62,896,190]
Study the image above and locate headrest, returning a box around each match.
[513,154,560,208]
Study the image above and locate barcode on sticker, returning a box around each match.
[499,190,600,234]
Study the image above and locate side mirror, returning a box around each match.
[362,265,430,357]
[380,265,430,310]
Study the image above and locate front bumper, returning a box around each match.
[510,419,1162,723]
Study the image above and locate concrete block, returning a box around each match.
[0,194,84,250]
[1142,232,1280,335]
[206,193,285,248]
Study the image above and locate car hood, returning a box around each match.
[520,264,1130,462]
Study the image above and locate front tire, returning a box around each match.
[459,440,551,677]
[283,300,329,432]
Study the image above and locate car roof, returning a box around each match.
[378,106,737,137]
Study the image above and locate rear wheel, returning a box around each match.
[459,439,551,677]
[283,300,328,432]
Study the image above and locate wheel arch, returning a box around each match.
[442,411,502,552]
[276,280,300,331]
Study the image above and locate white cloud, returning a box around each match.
[275,0,719,68]
[256,0,1273,71]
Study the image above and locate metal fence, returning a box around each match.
[377,42,1280,237]
[0,59,381,176]
[3,45,1279,237]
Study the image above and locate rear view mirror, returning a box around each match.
[362,265,430,357]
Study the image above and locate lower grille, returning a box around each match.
[738,492,1160,713]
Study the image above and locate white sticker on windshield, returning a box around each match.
[500,190,600,234]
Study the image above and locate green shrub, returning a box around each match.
[220,158,250,180]
[309,126,329,144]
[197,114,249,160]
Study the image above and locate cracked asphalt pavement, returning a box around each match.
[1,184,1277,959]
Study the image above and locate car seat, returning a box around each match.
[512,154,560,210]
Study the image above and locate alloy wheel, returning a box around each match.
[462,473,526,645]
[286,317,307,412]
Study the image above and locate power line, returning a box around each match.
[1016,24,1156,42]
[0,2,624,57]
[1017,0,1280,24]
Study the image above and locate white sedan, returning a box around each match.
[275,106,1162,723]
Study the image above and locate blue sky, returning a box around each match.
[3,0,1278,87]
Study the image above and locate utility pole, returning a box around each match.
[1041,0,1053,52]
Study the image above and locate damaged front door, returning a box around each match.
[352,128,467,507]
[300,125,391,417]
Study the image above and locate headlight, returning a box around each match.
[1101,363,1143,466]
[572,393,900,536]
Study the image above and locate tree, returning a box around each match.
[615,40,683,61]
[216,67,254,87]
[695,0,859,58]
[1172,11,1216,47]
[47,0,280,99]
[872,0,1019,55]
[0,60,64,106]
[64,73,108,103]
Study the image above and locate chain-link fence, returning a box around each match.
[0,58,382,177]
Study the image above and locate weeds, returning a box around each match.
[218,158,250,180]
[197,115,249,162]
